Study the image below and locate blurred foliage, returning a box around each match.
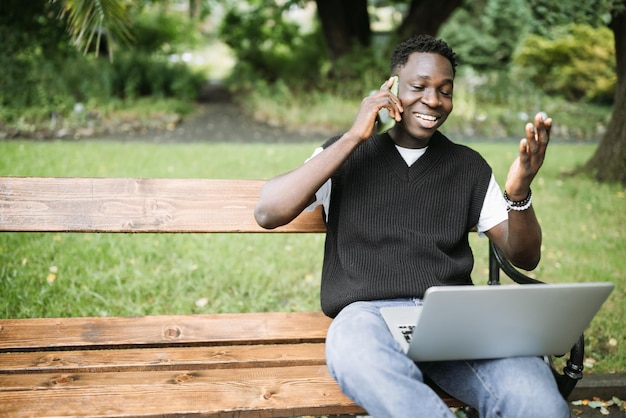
[0,0,619,137]
[315,44,388,96]
[133,9,204,54]
[218,1,327,86]
[514,24,616,104]
[0,0,75,58]
[218,0,392,101]
[440,0,532,71]
[526,0,615,35]
[0,2,205,124]
[220,0,616,108]
[109,52,206,100]
[437,0,617,106]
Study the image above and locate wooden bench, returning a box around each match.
[0,177,582,417]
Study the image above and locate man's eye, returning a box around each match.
[441,90,452,97]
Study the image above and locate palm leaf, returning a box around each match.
[61,0,134,57]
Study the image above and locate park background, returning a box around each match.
[0,0,624,411]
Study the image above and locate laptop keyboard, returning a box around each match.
[399,325,415,343]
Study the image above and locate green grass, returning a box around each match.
[0,140,624,374]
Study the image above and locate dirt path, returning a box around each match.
[120,102,330,144]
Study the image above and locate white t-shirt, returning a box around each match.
[306,146,508,235]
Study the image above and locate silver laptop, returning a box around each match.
[380,282,614,362]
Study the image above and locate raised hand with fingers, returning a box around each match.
[505,112,552,201]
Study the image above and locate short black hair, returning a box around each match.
[390,35,457,75]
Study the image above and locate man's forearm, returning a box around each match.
[504,207,542,270]
[255,133,362,229]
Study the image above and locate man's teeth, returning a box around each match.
[416,113,437,121]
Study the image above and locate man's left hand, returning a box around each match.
[505,112,552,200]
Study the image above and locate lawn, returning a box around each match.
[0,139,623,374]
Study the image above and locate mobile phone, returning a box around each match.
[376,76,399,134]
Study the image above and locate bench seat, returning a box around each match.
[0,312,462,417]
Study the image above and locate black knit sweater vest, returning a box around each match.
[320,131,493,318]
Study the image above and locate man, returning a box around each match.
[255,35,569,418]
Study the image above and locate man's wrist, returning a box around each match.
[504,189,532,211]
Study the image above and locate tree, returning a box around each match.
[583,4,626,184]
[315,0,463,63]
[189,0,201,20]
[395,0,462,40]
[315,0,371,62]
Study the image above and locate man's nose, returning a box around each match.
[421,89,441,107]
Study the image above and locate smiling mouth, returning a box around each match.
[415,113,439,122]
[413,112,440,129]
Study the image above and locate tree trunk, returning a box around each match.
[396,0,462,40]
[315,0,371,62]
[584,5,626,185]
[189,0,200,20]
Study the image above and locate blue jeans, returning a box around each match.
[326,299,571,418]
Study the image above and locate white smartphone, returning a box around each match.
[376,76,399,134]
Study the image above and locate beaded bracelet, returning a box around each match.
[504,189,532,211]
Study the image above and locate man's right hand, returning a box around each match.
[346,76,403,142]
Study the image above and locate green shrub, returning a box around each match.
[440,0,532,71]
[132,9,203,54]
[219,1,327,87]
[318,44,388,96]
[0,2,206,126]
[109,52,205,100]
[514,24,616,104]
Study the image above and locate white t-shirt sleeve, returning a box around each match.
[476,174,509,235]
[305,147,331,219]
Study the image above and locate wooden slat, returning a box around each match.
[0,349,463,415]
[0,367,463,417]
[0,312,332,352]
[0,366,366,417]
[0,343,327,373]
[0,177,326,233]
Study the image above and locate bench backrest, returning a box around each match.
[0,177,325,233]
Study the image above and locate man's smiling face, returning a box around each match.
[391,52,454,148]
